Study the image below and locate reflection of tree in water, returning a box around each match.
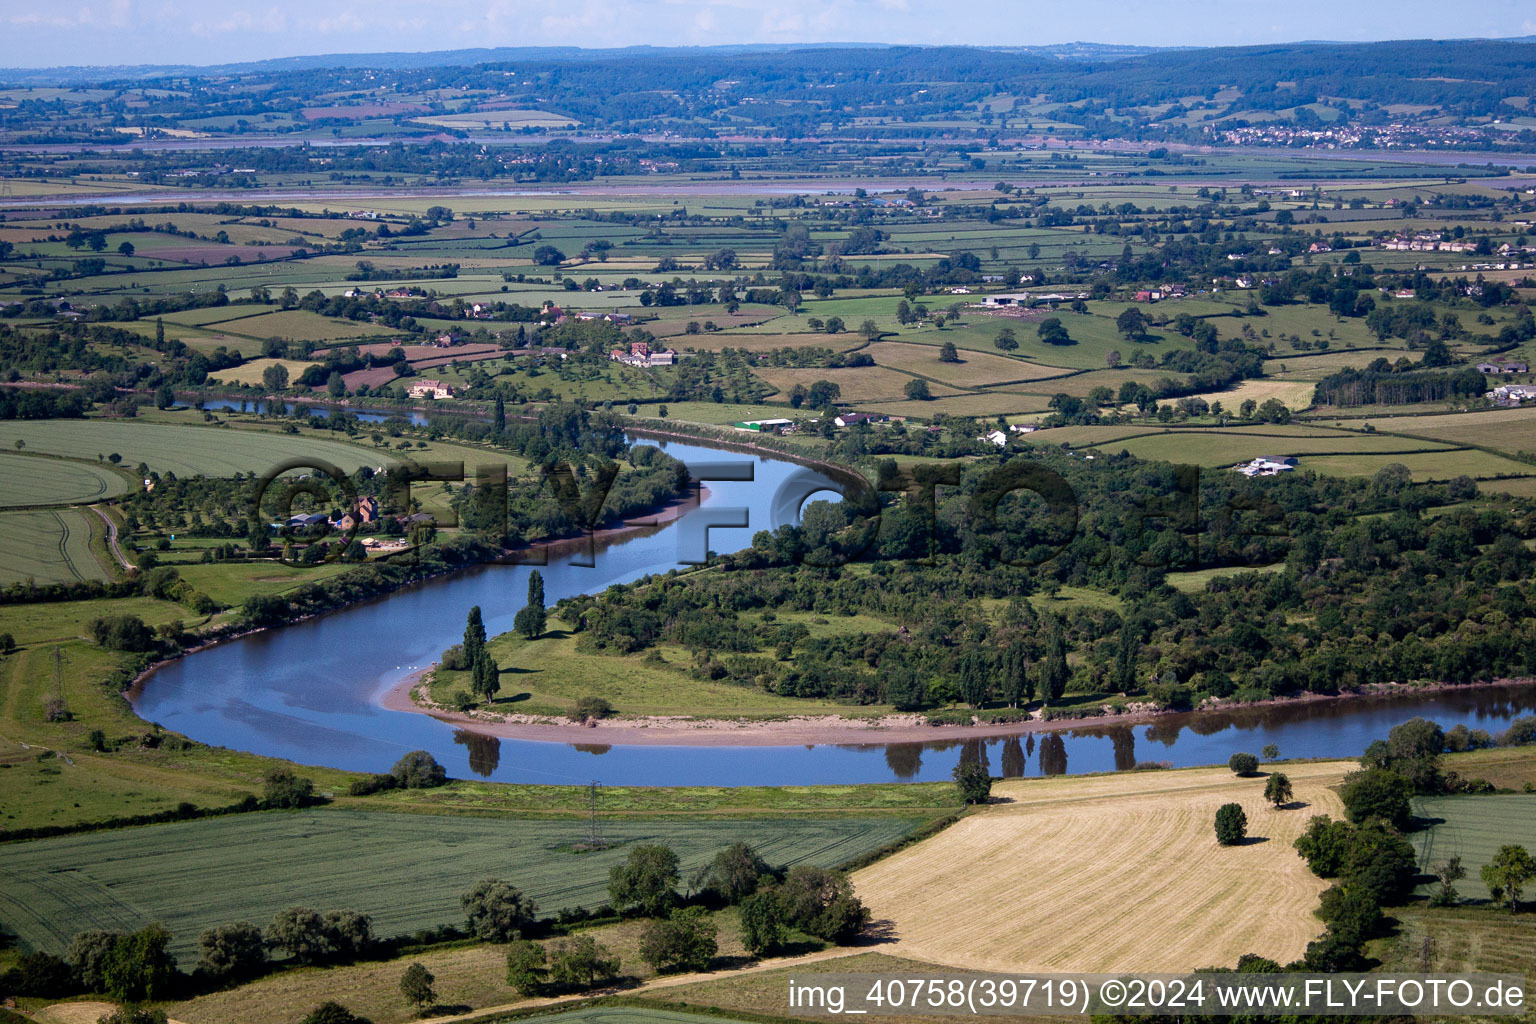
[571,744,612,756]
[1000,736,1026,778]
[958,738,990,771]
[1039,733,1068,776]
[453,730,501,777]
[1107,726,1136,771]
[1144,719,1184,747]
[1026,733,1035,758]
[884,743,922,779]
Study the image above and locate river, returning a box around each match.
[131,438,1536,786]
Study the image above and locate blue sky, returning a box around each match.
[2,0,1534,69]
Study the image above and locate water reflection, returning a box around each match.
[1000,736,1025,778]
[1108,726,1136,771]
[884,743,923,779]
[1039,734,1068,776]
[572,744,612,756]
[453,730,501,777]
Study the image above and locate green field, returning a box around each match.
[0,419,391,477]
[0,453,126,507]
[0,508,110,584]
[1411,795,1536,902]
[0,809,924,958]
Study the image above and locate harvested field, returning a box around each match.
[853,761,1349,972]
[1179,378,1318,412]
[1411,795,1536,902]
[208,357,320,387]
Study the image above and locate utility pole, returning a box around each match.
[586,781,605,850]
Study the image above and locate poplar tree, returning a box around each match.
[464,606,486,663]
[514,571,546,640]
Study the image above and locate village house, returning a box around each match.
[979,429,1008,447]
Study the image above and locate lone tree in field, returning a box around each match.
[461,879,538,941]
[514,571,546,640]
[399,962,435,1014]
[463,606,486,664]
[1482,844,1536,914]
[1215,803,1248,846]
[1265,772,1294,808]
[1116,307,1149,341]
[953,760,992,804]
[938,341,961,363]
[1228,752,1260,777]
[1431,856,1466,907]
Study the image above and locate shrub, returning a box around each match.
[346,774,396,797]
[89,614,155,652]
[440,644,469,671]
[1228,752,1259,776]
[262,768,314,809]
[96,1008,169,1024]
[1215,803,1248,845]
[391,750,446,789]
[461,879,538,942]
[300,1002,373,1024]
[574,695,613,720]
[952,760,992,804]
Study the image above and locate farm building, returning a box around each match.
[732,418,795,433]
[1477,361,1528,374]
[1235,455,1298,477]
[1488,384,1536,406]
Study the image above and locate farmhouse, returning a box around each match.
[609,341,677,367]
[406,379,454,400]
[835,412,882,427]
[979,429,1008,447]
[1235,455,1298,477]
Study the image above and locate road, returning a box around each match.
[88,504,132,572]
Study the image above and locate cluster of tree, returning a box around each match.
[1311,364,1488,408]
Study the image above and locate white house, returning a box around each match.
[1235,455,1298,477]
